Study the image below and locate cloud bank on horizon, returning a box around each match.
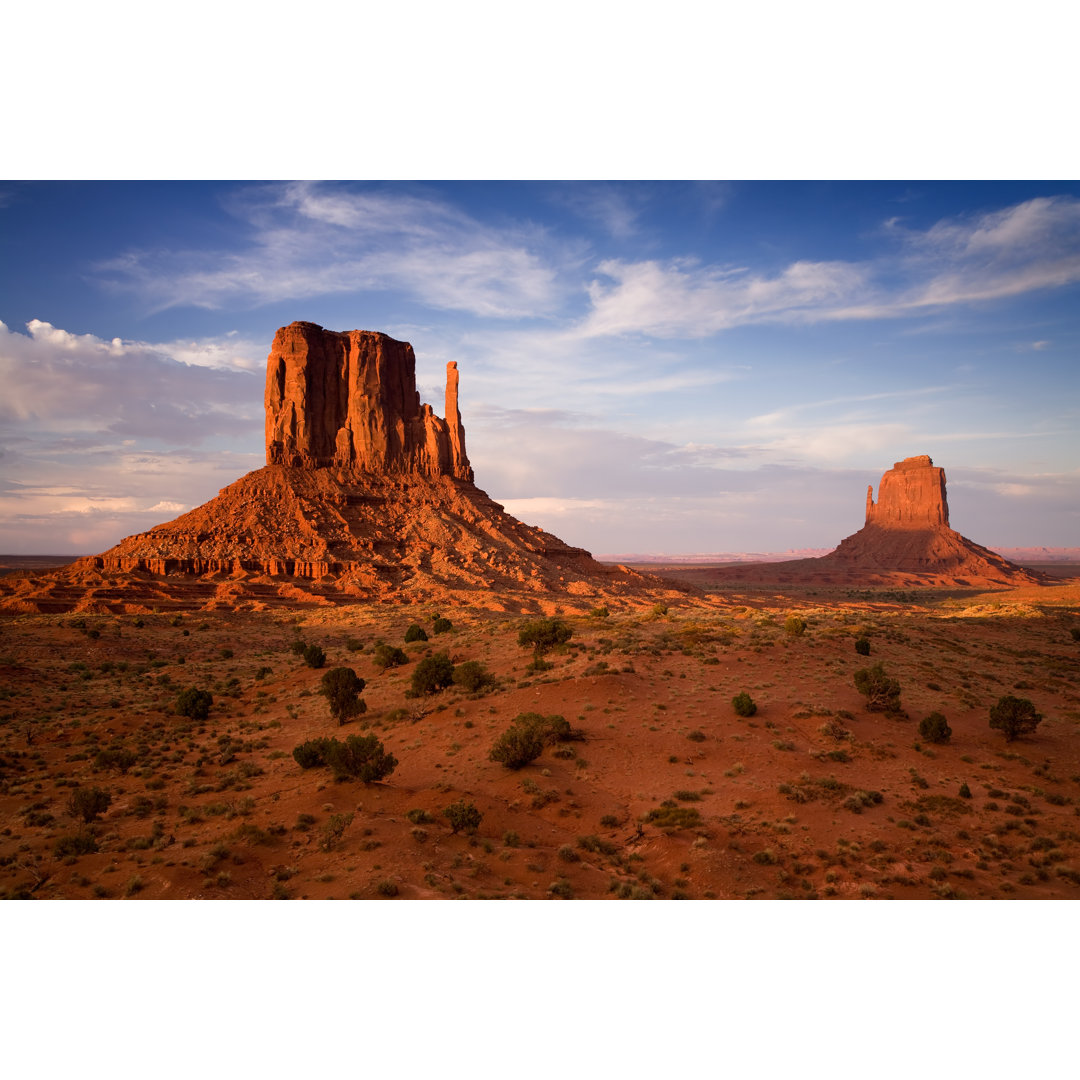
[0,180,1077,555]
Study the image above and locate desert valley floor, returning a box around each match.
[2,565,1079,900]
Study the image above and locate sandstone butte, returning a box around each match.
[696,455,1052,589]
[0,323,676,615]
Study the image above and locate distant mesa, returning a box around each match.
[1,322,669,613]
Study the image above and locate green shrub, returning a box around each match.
[375,879,399,897]
[854,663,902,714]
[174,687,213,720]
[443,799,482,834]
[686,730,706,742]
[490,712,572,769]
[432,617,453,635]
[302,643,326,669]
[292,739,330,769]
[373,644,408,669]
[989,696,1043,742]
[452,660,495,693]
[406,808,434,825]
[94,747,137,774]
[959,782,972,799]
[517,617,572,668]
[323,736,398,782]
[1070,628,1080,642]
[643,802,702,830]
[732,692,757,717]
[404,623,428,643]
[289,638,307,656]
[854,637,871,656]
[410,653,455,695]
[919,711,952,744]
[67,786,112,823]
[54,830,99,857]
[784,615,806,637]
[320,666,366,725]
[319,812,354,852]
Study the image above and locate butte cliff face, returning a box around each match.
[864,454,948,528]
[265,322,473,481]
[1,323,672,613]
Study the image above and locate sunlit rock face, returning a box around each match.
[864,455,949,528]
[264,321,473,482]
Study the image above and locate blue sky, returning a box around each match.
[1,180,1077,555]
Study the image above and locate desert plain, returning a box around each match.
[2,562,1078,901]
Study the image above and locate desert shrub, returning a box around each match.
[54,829,99,857]
[558,844,581,863]
[452,660,495,693]
[320,666,366,725]
[443,799,482,834]
[732,692,757,717]
[643,802,702,830]
[67,786,112,823]
[784,615,807,637]
[549,879,574,899]
[489,712,571,769]
[373,644,408,669]
[375,879,399,897]
[404,623,428,643]
[289,638,307,656]
[854,664,902,714]
[302,643,326,669]
[1070,628,1080,642]
[578,834,617,855]
[517,617,572,669]
[686,730,706,742]
[989,696,1043,742]
[854,637,871,656]
[410,653,455,695]
[94,747,137,774]
[406,808,434,825]
[959,782,972,799]
[432,616,453,635]
[919,711,952,744]
[323,735,398,782]
[292,739,331,769]
[319,812,353,852]
[590,606,610,618]
[174,687,213,720]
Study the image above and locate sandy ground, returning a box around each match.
[2,578,1079,900]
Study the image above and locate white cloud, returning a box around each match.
[576,196,1080,338]
[98,181,567,319]
[0,320,261,439]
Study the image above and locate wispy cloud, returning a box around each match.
[98,182,568,319]
[576,196,1080,338]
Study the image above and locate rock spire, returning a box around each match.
[864,455,949,528]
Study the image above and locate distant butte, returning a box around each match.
[0,323,673,614]
[672,455,1053,590]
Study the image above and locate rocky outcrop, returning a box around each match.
[264,322,473,481]
[865,455,949,528]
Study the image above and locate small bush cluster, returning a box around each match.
[68,786,112,823]
[918,711,952,744]
[373,644,408,669]
[643,802,702,830]
[989,696,1042,742]
[320,666,366,725]
[784,615,807,637]
[443,799,482,834]
[517,617,572,669]
[432,616,453,635]
[854,664,902,714]
[410,653,455,695]
[451,660,495,693]
[404,623,428,643]
[302,644,326,669]
[854,637,871,656]
[490,712,572,769]
[732,692,757,717]
[174,687,213,720]
[291,736,397,782]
